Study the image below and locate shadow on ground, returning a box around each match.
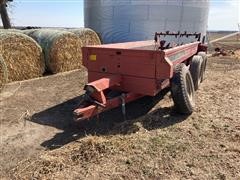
[31,88,188,150]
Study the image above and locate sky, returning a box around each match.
[2,0,240,31]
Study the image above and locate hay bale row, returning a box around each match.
[23,29,83,73]
[0,28,101,85]
[23,28,101,74]
[0,31,44,82]
[0,55,8,91]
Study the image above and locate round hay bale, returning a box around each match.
[24,29,83,73]
[0,55,8,91]
[67,28,102,46]
[0,32,45,82]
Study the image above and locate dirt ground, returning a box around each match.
[1,43,240,179]
[0,55,239,179]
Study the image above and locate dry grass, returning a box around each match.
[24,29,83,73]
[12,136,114,179]
[0,31,45,82]
[209,33,240,52]
[8,56,240,180]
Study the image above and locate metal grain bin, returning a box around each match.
[84,0,209,44]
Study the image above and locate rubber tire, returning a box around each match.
[171,63,195,115]
[198,52,207,82]
[189,55,203,90]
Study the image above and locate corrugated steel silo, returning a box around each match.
[84,0,209,44]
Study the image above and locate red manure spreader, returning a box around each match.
[74,32,207,121]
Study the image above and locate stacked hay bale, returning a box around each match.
[67,28,102,46]
[0,55,8,91]
[24,29,83,73]
[0,31,44,82]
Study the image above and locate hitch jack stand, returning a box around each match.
[73,75,143,122]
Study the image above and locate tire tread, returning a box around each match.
[171,64,195,115]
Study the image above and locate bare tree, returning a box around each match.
[0,0,12,29]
